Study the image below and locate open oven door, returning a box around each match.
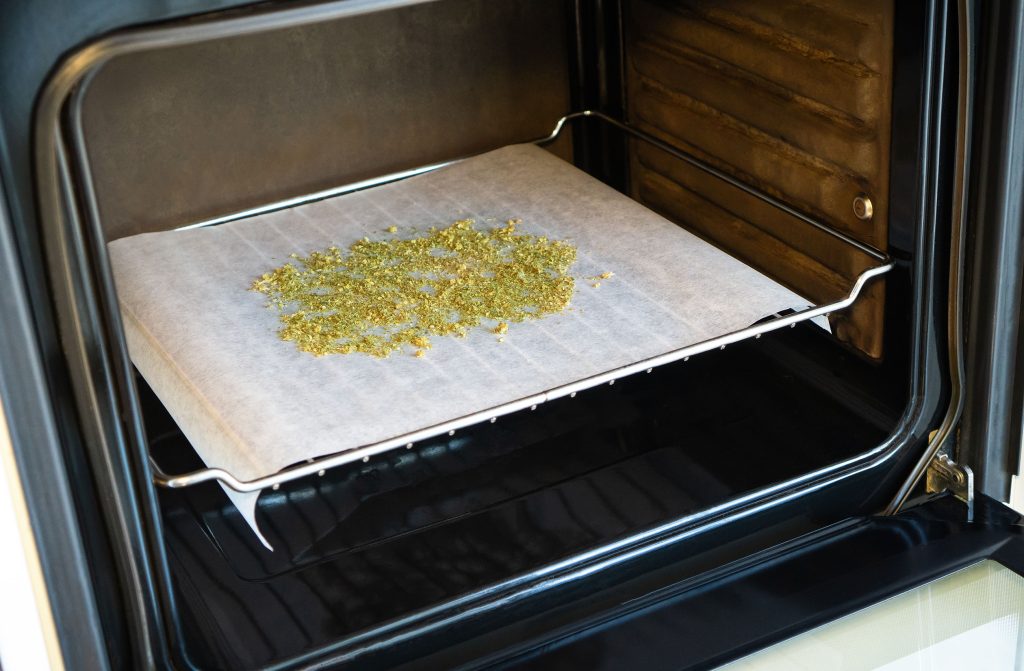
[422,493,1023,671]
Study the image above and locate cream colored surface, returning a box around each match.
[720,560,1024,671]
[1011,475,1024,514]
[0,399,64,671]
[108,145,808,543]
[1009,430,1024,513]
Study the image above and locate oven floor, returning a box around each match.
[150,323,898,669]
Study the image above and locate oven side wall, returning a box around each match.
[624,0,894,360]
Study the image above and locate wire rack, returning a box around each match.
[148,110,893,493]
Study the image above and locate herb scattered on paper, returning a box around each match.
[589,271,614,288]
[251,218,578,357]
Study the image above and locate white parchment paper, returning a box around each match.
[109,145,809,546]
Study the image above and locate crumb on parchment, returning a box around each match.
[252,218,578,358]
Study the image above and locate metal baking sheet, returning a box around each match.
[108,144,810,546]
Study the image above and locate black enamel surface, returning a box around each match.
[150,322,897,668]
[490,495,1024,671]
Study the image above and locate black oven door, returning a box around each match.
[419,493,1024,670]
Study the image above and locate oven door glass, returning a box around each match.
[721,560,1024,671]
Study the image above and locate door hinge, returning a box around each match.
[925,451,975,522]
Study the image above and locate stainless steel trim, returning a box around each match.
[925,452,974,520]
[885,0,972,515]
[175,160,460,231]
[0,275,67,671]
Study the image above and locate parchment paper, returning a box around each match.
[109,144,810,547]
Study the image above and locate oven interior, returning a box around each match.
[67,0,927,667]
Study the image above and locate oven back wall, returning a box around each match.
[80,0,571,241]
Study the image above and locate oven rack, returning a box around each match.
[149,110,893,493]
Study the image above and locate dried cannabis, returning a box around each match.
[252,218,578,357]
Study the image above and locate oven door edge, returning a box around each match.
[445,493,1024,671]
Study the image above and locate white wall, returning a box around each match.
[0,399,62,671]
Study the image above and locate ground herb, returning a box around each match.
[252,218,579,357]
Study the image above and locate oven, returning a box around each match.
[2,0,1024,669]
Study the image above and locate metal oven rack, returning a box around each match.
[149,110,893,493]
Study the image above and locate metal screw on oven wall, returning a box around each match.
[853,194,874,221]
